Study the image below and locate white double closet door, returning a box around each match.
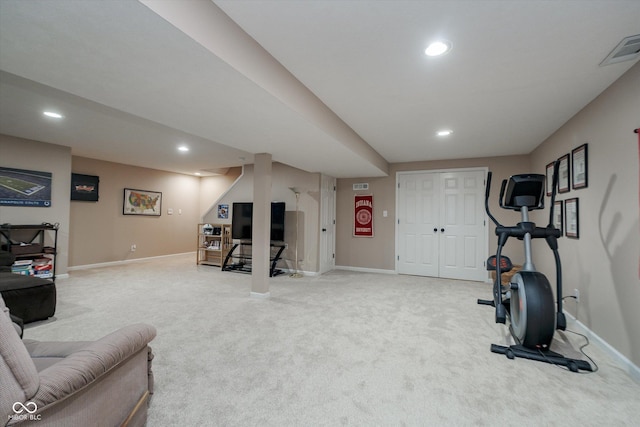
[397,169,487,281]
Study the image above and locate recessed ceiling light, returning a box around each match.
[194,172,201,176]
[178,145,189,152]
[425,41,451,57]
[43,111,63,119]
[437,129,453,136]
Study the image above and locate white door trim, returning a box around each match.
[319,174,336,274]
[395,167,489,280]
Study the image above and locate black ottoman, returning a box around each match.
[0,272,56,323]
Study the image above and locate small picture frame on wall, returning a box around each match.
[571,143,588,189]
[558,154,570,194]
[70,173,99,202]
[218,204,229,219]
[553,200,563,234]
[546,162,555,196]
[565,198,579,238]
[123,188,162,216]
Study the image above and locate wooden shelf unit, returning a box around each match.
[196,223,231,267]
[0,223,58,281]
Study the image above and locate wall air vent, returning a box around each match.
[600,34,640,66]
[353,183,369,191]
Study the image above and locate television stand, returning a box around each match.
[222,241,286,277]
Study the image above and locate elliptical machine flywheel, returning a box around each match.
[478,161,592,372]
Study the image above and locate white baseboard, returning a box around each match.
[68,252,194,271]
[334,265,397,275]
[564,311,640,383]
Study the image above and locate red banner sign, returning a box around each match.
[354,195,373,237]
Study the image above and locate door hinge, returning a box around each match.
[397,255,400,261]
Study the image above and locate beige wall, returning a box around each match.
[199,167,242,220]
[69,156,201,266]
[206,163,321,273]
[530,62,640,367]
[0,135,71,274]
[336,155,531,271]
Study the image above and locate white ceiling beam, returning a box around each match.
[139,0,389,176]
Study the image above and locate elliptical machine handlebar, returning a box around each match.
[547,159,561,228]
[485,171,501,228]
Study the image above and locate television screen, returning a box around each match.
[231,202,286,242]
[270,202,285,242]
[232,202,253,240]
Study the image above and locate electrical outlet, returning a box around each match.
[131,244,137,252]
[573,288,580,302]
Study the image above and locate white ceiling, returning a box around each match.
[1,0,639,178]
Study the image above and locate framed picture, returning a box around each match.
[546,162,555,196]
[353,194,374,237]
[218,204,229,219]
[123,188,162,216]
[553,200,563,234]
[572,143,588,189]
[565,198,579,238]
[0,166,52,207]
[71,173,99,201]
[558,154,570,194]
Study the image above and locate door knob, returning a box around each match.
[433,228,437,232]
[440,228,445,233]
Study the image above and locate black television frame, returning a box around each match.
[232,202,285,242]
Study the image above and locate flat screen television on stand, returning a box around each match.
[232,202,285,242]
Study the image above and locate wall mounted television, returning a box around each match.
[232,202,285,242]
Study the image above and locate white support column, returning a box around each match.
[251,153,272,297]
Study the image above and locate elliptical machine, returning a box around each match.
[479,161,592,372]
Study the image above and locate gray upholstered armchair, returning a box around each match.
[0,296,156,426]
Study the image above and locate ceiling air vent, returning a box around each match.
[600,34,640,66]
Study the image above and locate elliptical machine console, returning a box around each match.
[480,161,592,372]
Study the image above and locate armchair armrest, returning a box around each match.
[30,323,156,409]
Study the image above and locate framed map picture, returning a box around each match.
[123,188,162,216]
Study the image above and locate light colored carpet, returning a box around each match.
[24,254,639,426]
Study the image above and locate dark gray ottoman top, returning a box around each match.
[0,272,56,323]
